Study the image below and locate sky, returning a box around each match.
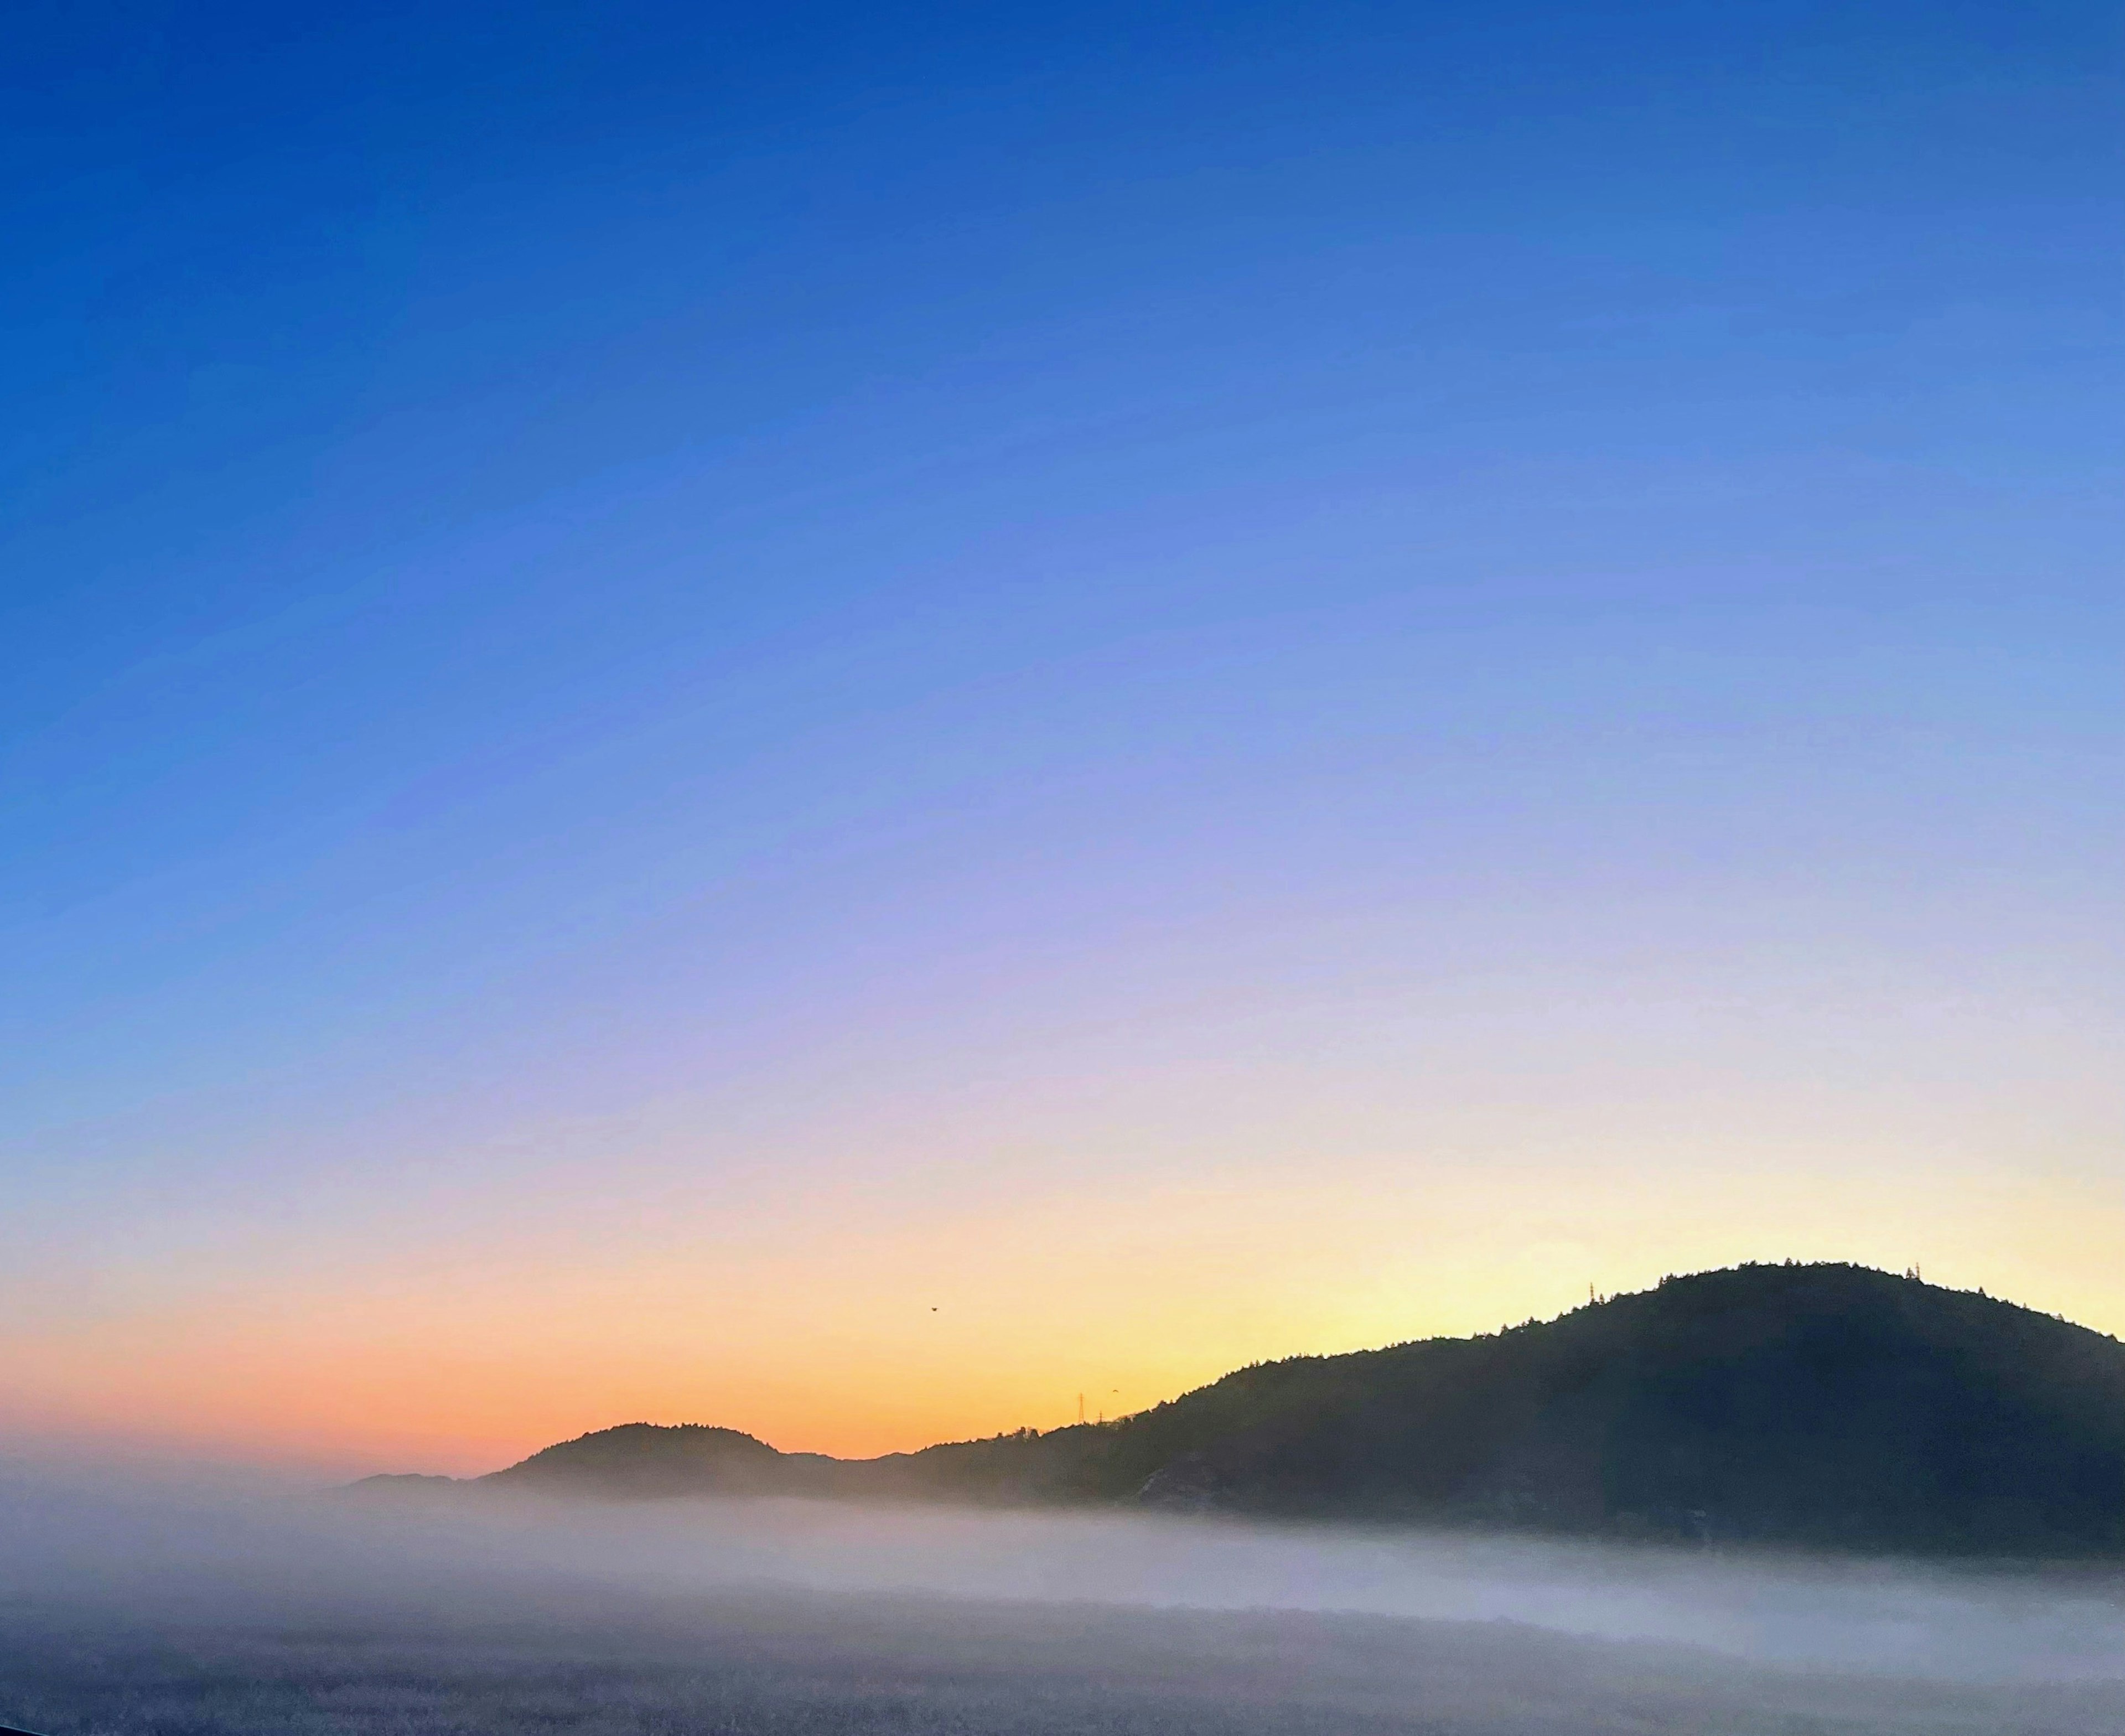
[3,1,2121,1474]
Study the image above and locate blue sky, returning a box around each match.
[3,2,2121,1461]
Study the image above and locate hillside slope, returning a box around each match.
[453,1265,2125,1556]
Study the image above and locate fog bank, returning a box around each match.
[3,1463,2120,1685]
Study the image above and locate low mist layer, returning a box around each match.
[4,1461,2124,1735]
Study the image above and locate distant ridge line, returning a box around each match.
[355,1263,2125,1560]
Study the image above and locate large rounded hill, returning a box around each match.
[434,1264,2125,1558]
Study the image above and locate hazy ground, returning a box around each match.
[4,1466,2123,1734]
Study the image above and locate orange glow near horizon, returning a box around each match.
[8,1156,2119,1478]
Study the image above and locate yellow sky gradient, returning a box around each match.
[11,1153,2118,1476]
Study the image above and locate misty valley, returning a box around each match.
[6,1263,2125,1736]
[8,1583,2125,1736]
[6,1491,2125,1736]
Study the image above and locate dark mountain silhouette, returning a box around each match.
[377,1265,2125,1557]
[491,1424,790,1497]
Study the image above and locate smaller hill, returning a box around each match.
[483,1424,799,1499]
